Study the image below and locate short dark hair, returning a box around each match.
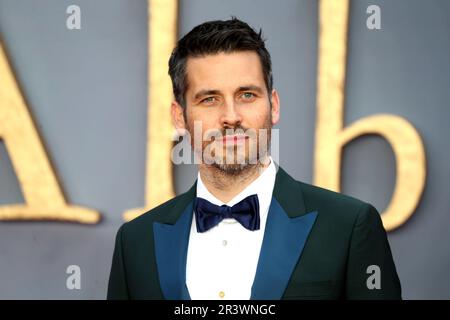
[168,17,273,108]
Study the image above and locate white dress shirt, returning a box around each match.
[186,158,277,300]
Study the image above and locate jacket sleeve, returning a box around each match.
[345,203,402,299]
[107,225,130,299]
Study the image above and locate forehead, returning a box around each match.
[185,51,265,94]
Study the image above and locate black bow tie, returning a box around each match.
[194,194,260,233]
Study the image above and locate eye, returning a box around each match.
[242,92,254,99]
[240,92,257,102]
[200,96,218,105]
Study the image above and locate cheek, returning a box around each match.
[242,105,270,127]
[186,109,219,135]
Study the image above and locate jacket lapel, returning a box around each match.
[251,167,318,299]
[152,184,196,300]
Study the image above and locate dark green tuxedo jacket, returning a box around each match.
[107,167,401,299]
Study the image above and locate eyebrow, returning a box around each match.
[237,85,264,94]
[193,85,265,100]
[193,89,221,101]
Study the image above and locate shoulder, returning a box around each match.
[278,174,387,253]
[299,180,382,229]
[300,181,369,212]
[276,166,379,227]
[118,188,194,241]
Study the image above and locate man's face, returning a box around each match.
[172,51,280,174]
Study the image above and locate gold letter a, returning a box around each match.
[0,42,100,223]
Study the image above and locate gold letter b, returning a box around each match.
[314,0,426,231]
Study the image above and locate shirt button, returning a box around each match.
[219,291,225,298]
[222,240,228,246]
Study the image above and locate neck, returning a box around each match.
[198,158,271,203]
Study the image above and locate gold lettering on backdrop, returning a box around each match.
[0,43,100,223]
[314,0,426,231]
[123,0,177,221]
[0,0,425,227]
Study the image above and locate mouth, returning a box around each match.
[221,134,249,145]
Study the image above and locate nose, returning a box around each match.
[220,100,242,128]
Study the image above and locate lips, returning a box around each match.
[222,135,249,144]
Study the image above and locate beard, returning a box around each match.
[212,127,272,175]
[187,115,273,176]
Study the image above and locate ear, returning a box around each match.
[270,89,280,125]
[171,100,187,135]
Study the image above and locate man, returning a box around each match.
[107,18,401,300]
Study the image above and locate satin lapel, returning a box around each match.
[251,167,318,299]
[152,183,196,300]
[153,202,193,300]
[251,198,317,299]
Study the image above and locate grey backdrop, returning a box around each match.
[0,0,449,299]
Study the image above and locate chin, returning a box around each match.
[212,162,251,175]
